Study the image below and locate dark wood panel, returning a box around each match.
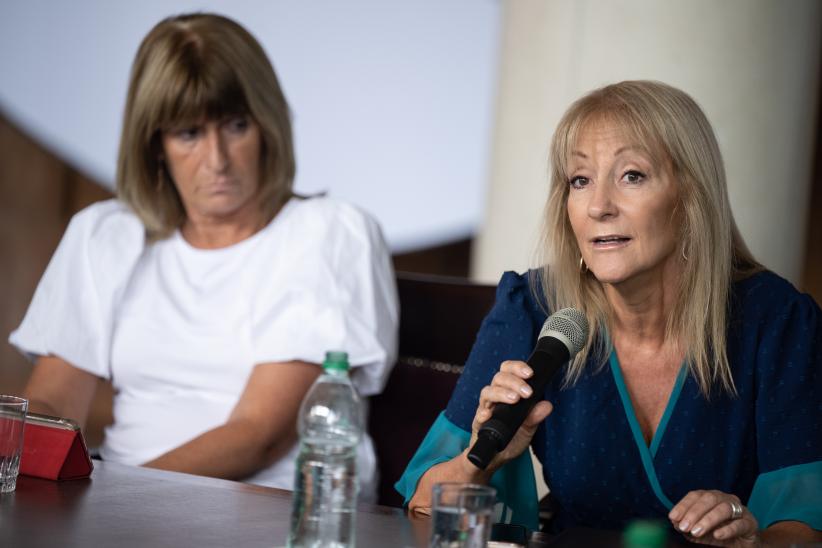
[393,238,472,278]
[0,112,114,447]
[801,68,822,304]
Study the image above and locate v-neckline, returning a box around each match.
[609,349,688,509]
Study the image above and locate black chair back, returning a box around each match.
[368,272,496,507]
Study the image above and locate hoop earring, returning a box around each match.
[681,246,688,262]
[579,256,588,273]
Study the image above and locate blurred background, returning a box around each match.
[1,0,821,445]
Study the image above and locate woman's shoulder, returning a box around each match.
[70,198,139,225]
[733,270,819,311]
[733,269,795,296]
[67,199,144,239]
[477,270,548,336]
[62,199,145,259]
[284,195,377,228]
[278,196,382,245]
[731,269,821,330]
[493,269,548,315]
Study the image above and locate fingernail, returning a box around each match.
[520,386,532,396]
[691,526,703,537]
[506,392,517,401]
[678,521,690,532]
[714,530,724,539]
[522,367,533,377]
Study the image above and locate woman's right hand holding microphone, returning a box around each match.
[409,359,555,516]
[463,360,555,476]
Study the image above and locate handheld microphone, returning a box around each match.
[467,307,589,470]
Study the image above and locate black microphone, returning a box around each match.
[467,308,589,470]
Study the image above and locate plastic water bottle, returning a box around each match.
[288,351,363,548]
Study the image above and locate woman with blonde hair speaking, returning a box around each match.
[398,81,821,545]
[10,13,397,501]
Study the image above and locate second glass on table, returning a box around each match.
[430,482,496,548]
[0,395,28,493]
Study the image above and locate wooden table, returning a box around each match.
[2,461,685,547]
[0,461,430,547]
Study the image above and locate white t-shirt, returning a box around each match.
[9,197,398,500]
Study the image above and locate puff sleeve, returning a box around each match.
[8,200,145,378]
[248,199,399,396]
[747,290,822,529]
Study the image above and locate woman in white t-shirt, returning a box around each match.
[9,13,398,500]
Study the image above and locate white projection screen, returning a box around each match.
[0,1,501,252]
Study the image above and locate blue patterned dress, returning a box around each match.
[396,270,822,533]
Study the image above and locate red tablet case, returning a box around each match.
[19,421,93,480]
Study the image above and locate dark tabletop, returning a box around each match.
[1,461,691,547]
[0,461,429,548]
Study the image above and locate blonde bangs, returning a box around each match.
[132,34,252,152]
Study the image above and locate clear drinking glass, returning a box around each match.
[0,396,28,493]
[430,483,496,548]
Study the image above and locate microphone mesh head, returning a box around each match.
[539,308,589,355]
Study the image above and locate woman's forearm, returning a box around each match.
[23,356,100,429]
[407,448,493,515]
[26,398,62,418]
[143,417,294,480]
[143,360,318,481]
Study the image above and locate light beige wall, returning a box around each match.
[473,0,822,284]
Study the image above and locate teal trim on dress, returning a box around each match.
[609,350,686,510]
[747,460,822,530]
[649,364,688,458]
[395,412,470,506]
[394,412,540,531]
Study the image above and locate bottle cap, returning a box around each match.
[323,351,350,372]
[622,520,667,548]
